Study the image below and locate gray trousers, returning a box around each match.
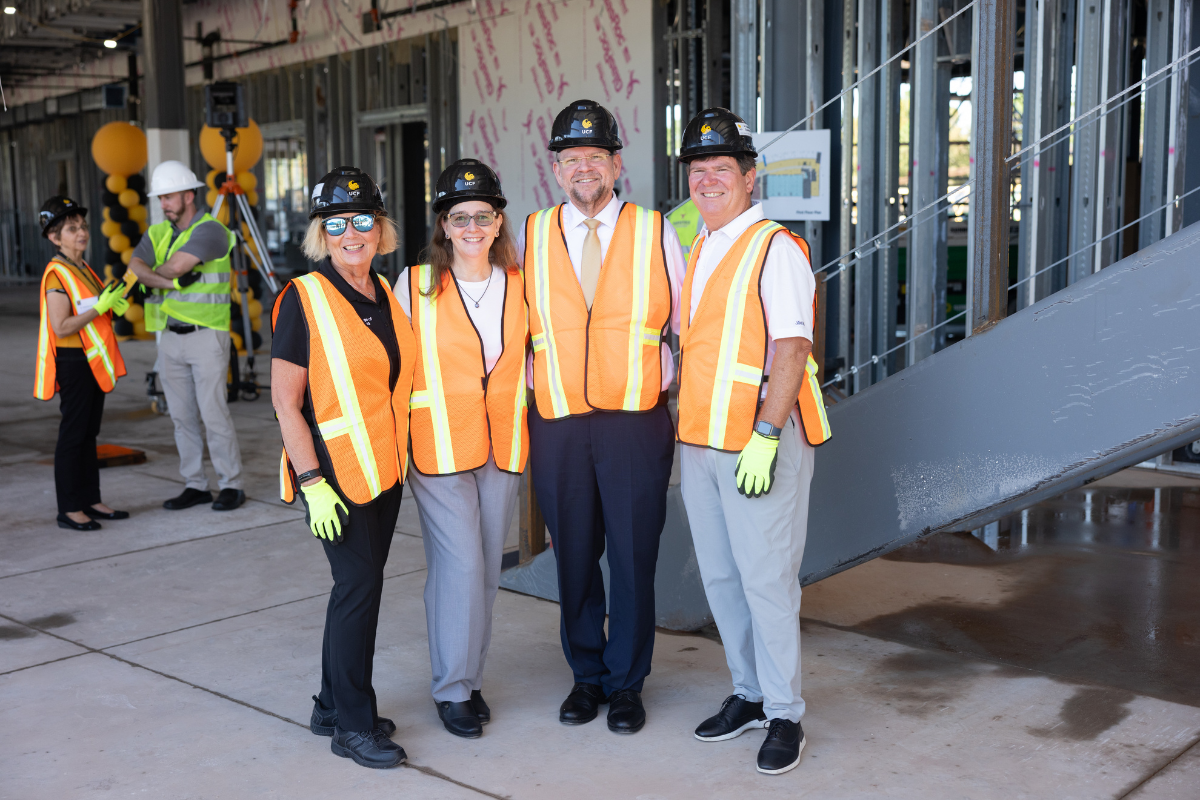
[407,456,520,703]
[680,415,814,723]
[157,328,244,492]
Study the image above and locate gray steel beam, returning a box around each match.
[908,0,940,362]
[730,0,759,126]
[1015,0,1043,311]
[1068,0,1105,284]
[142,0,185,130]
[855,0,880,390]
[1092,0,1128,271]
[1142,0,1173,248]
[1041,0,1076,298]
[763,0,805,131]
[878,0,902,376]
[839,0,855,381]
[1165,0,1192,234]
[967,0,1015,332]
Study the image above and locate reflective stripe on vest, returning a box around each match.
[144,214,234,331]
[524,202,670,419]
[34,260,126,400]
[678,221,832,451]
[408,264,529,476]
[273,273,417,506]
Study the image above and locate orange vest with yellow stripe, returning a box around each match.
[34,258,127,401]
[273,272,417,506]
[524,202,671,419]
[678,220,831,451]
[408,264,529,476]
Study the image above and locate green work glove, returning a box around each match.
[92,282,124,315]
[172,270,202,291]
[300,478,349,544]
[111,294,130,317]
[734,431,780,499]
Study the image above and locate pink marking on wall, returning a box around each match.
[536,3,562,67]
[557,74,570,100]
[531,66,545,102]
[596,63,612,101]
[466,111,478,136]
[496,77,509,100]
[602,0,628,50]
[633,105,640,133]
[487,110,501,143]
[474,73,487,104]
[624,69,639,99]
[502,109,508,132]
[523,110,535,135]
[594,18,624,91]
[530,26,555,95]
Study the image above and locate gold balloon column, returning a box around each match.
[199,120,264,357]
[90,122,151,340]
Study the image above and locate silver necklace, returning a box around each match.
[456,269,493,308]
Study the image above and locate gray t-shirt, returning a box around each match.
[132,219,231,267]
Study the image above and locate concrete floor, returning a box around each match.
[1,286,1198,799]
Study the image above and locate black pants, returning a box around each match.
[317,482,403,733]
[54,350,105,514]
[529,404,675,695]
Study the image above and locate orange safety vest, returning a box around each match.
[678,219,832,451]
[273,272,417,506]
[407,264,529,476]
[34,258,127,400]
[525,202,672,419]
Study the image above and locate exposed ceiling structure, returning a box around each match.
[0,0,142,88]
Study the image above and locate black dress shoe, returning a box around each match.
[212,488,246,511]
[606,689,645,734]
[84,507,129,520]
[470,689,491,724]
[559,682,607,725]
[436,700,482,738]
[330,726,406,769]
[757,719,805,775]
[695,694,767,741]
[309,696,396,737]
[163,488,213,510]
[57,513,100,531]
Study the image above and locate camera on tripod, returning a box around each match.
[204,81,247,131]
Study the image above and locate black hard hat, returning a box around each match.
[433,158,507,214]
[39,195,88,238]
[309,167,386,218]
[548,99,623,152]
[679,108,758,163]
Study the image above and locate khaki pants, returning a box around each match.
[157,328,244,492]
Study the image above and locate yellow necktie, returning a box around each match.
[581,218,602,308]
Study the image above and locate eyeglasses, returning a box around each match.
[323,214,376,235]
[556,153,613,170]
[447,211,498,228]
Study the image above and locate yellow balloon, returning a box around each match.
[91,122,148,177]
[103,264,114,282]
[133,318,147,335]
[102,207,112,221]
[123,303,143,323]
[236,171,258,192]
[109,233,131,253]
[128,204,147,223]
[105,174,127,194]
[248,298,263,318]
[199,120,264,172]
[138,220,148,234]
[101,220,120,238]
[245,190,259,207]
[206,169,222,191]
[206,188,219,208]
[230,330,244,355]
[213,202,229,226]
[118,188,140,208]
[121,248,134,265]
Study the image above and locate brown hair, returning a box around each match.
[46,212,86,241]
[302,214,399,262]
[417,203,517,298]
[685,153,758,175]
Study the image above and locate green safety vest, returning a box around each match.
[143,213,235,332]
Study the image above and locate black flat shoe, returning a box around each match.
[57,513,100,531]
[84,507,129,520]
[606,689,645,734]
[436,700,482,738]
[212,488,246,511]
[163,488,213,510]
[695,694,767,741]
[331,727,406,769]
[559,682,607,725]
[310,695,396,737]
[470,690,491,724]
[757,719,805,775]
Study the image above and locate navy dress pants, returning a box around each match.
[529,403,675,696]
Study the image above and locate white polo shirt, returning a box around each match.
[688,202,816,394]
[516,193,687,391]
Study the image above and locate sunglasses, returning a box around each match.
[323,214,376,235]
[447,211,498,228]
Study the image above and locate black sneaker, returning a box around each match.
[309,696,396,737]
[212,488,245,511]
[163,488,213,510]
[694,694,767,741]
[757,719,805,775]
[330,726,406,769]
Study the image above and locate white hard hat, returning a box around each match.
[147,160,206,197]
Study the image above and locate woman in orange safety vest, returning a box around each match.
[34,196,129,531]
[394,159,528,740]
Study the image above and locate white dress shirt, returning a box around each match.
[689,202,816,397]
[517,193,687,391]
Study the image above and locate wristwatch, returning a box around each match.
[753,420,783,439]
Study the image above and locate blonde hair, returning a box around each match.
[418,204,518,299]
[302,214,399,262]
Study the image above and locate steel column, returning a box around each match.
[1068,0,1104,284]
[1091,0,1128,271]
[1141,0,1173,247]
[1165,0,1191,234]
[805,0,827,380]
[908,0,940,361]
[838,0,856,380]
[855,0,880,390]
[878,0,902,376]
[731,0,759,125]
[1016,0,1044,311]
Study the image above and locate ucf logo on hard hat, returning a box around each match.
[582,118,593,129]
[462,171,477,187]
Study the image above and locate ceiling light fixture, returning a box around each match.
[103,39,117,48]
[3,6,17,15]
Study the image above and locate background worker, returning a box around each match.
[394,159,527,740]
[128,160,245,512]
[272,167,416,770]
[518,100,687,734]
[34,195,129,531]
[674,108,832,776]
